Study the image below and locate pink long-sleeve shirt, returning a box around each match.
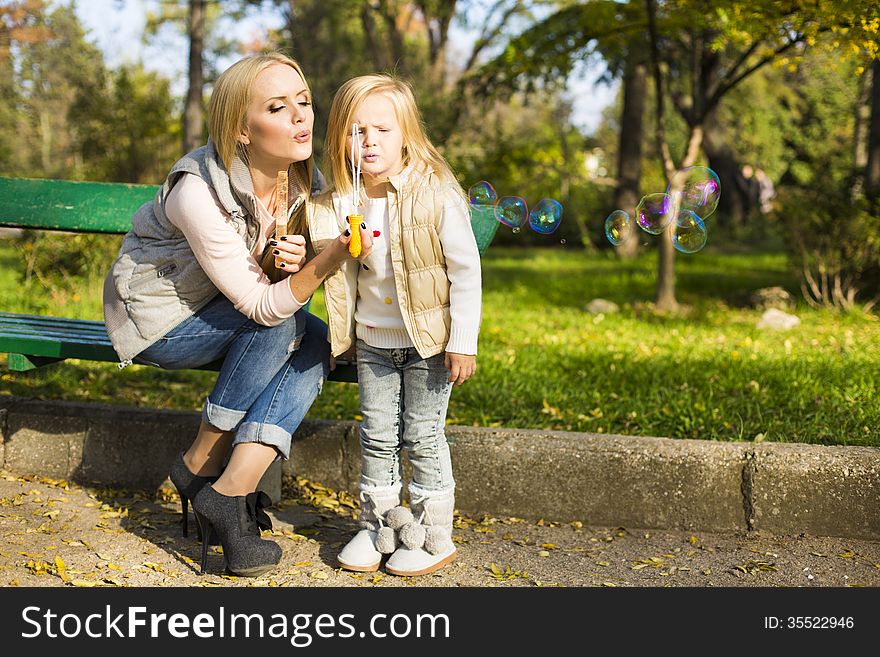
[164,172,305,325]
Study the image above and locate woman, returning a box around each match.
[103,53,371,577]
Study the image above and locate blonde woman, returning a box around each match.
[309,74,482,576]
[103,53,371,577]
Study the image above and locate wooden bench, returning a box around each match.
[0,176,497,383]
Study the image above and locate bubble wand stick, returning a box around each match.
[348,123,363,257]
[274,170,288,268]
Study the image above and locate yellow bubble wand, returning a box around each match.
[348,122,363,257]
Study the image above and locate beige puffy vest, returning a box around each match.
[308,168,460,358]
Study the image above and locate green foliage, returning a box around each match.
[764,49,880,306]
[0,1,180,183]
[4,2,106,178]
[2,242,879,448]
[775,187,880,306]
[69,64,181,183]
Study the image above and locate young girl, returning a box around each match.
[309,74,481,576]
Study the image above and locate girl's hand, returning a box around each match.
[272,234,307,272]
[329,345,357,371]
[445,352,476,386]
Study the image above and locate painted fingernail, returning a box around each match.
[344,229,350,237]
[361,222,367,230]
[279,263,286,268]
[280,236,288,241]
[269,240,278,246]
[363,264,370,270]
[273,249,280,255]
[373,230,381,237]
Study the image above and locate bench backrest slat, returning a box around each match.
[0,176,499,253]
[0,177,157,234]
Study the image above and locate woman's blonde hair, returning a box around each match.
[209,52,314,281]
[325,74,461,199]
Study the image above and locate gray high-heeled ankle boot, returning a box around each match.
[169,452,219,540]
[192,484,280,577]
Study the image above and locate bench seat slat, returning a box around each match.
[0,313,357,382]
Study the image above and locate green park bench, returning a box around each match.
[0,175,497,383]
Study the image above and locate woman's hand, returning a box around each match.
[332,222,374,261]
[272,234,307,272]
[445,352,476,386]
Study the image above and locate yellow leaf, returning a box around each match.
[490,563,503,575]
[71,579,97,587]
[55,556,71,583]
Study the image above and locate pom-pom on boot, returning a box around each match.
[385,487,457,577]
[385,506,414,530]
[337,485,402,572]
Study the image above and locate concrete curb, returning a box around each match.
[1,395,878,540]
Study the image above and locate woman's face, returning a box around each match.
[241,63,314,170]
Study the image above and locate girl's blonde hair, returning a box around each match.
[208,52,314,281]
[325,74,461,199]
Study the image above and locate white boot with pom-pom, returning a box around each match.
[385,487,457,577]
[337,485,401,572]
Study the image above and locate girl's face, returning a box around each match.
[350,92,405,182]
[241,63,314,170]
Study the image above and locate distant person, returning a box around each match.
[310,74,482,576]
[102,53,371,577]
[754,168,776,213]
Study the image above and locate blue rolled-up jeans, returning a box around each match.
[136,293,329,459]
[355,339,455,493]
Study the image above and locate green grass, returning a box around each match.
[1,241,878,447]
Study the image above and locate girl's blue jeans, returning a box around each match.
[355,340,455,493]
[136,293,329,459]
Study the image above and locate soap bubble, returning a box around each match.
[672,210,708,254]
[529,198,563,234]
[494,196,528,229]
[666,166,720,220]
[635,193,675,235]
[468,180,497,206]
[604,210,632,246]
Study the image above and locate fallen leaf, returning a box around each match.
[54,556,71,583]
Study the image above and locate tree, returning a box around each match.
[470,0,880,308]
[143,0,245,154]
[643,0,880,309]
[11,2,106,177]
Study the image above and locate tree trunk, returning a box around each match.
[183,0,205,155]
[866,58,880,204]
[612,57,646,258]
[702,111,755,227]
